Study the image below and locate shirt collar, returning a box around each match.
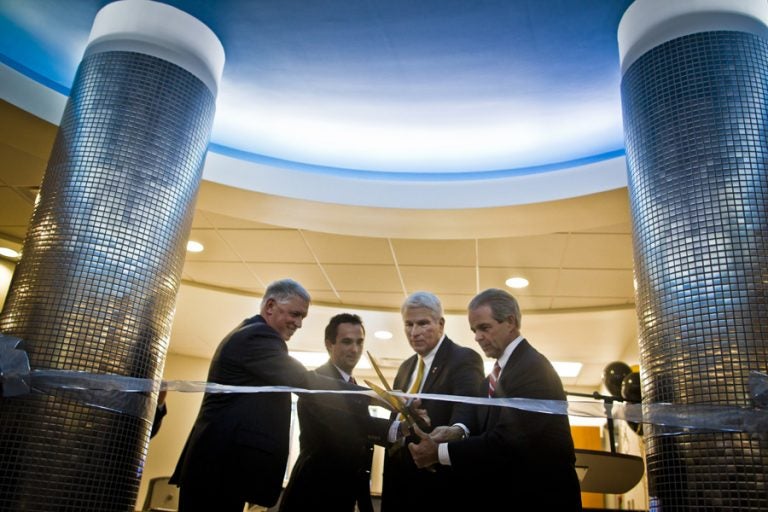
[420,333,446,369]
[497,335,524,371]
[332,363,353,383]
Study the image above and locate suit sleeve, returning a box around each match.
[447,348,486,427]
[447,352,573,470]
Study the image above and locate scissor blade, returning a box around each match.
[364,379,415,426]
[366,351,393,391]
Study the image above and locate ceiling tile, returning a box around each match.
[246,262,331,290]
[0,143,47,187]
[0,188,34,228]
[183,261,264,289]
[334,291,406,309]
[0,99,57,157]
[478,234,569,267]
[478,266,560,295]
[306,290,343,304]
[185,228,241,261]
[399,265,476,295]
[439,293,478,312]
[556,268,635,298]
[390,239,476,266]
[219,229,315,263]
[516,296,557,311]
[323,264,403,292]
[302,231,393,264]
[563,233,635,269]
[197,209,282,229]
[581,222,632,234]
[550,296,635,309]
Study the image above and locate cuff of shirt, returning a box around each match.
[388,420,402,443]
[438,443,451,465]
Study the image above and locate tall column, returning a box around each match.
[0,1,223,510]
[619,1,768,510]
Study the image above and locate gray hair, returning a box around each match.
[261,278,311,308]
[401,291,443,320]
[468,288,521,327]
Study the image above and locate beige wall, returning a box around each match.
[0,258,14,310]
[136,353,209,510]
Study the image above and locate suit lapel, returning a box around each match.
[497,339,529,395]
[394,355,418,391]
[422,337,452,392]
[317,361,342,381]
[483,339,529,428]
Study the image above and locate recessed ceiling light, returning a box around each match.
[373,330,393,340]
[505,276,529,289]
[0,247,20,259]
[186,240,204,253]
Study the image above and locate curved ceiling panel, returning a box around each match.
[0,0,634,208]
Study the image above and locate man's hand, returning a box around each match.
[407,398,431,430]
[430,425,465,443]
[408,425,439,469]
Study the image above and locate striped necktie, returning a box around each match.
[488,361,501,397]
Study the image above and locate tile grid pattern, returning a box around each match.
[622,31,768,510]
[0,51,215,511]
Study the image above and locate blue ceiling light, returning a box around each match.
[0,0,635,208]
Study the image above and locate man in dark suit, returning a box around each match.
[408,288,582,510]
[170,279,370,512]
[280,313,391,512]
[381,291,485,511]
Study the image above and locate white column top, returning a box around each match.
[618,0,768,74]
[86,0,225,95]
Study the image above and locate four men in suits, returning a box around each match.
[170,283,581,510]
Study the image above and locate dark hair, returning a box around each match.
[261,278,311,309]
[325,313,365,342]
[468,288,522,327]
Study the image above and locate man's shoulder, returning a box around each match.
[232,316,281,339]
[315,361,339,379]
[441,336,482,360]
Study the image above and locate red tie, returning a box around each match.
[349,376,357,385]
[488,362,501,397]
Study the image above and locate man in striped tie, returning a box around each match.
[408,288,582,510]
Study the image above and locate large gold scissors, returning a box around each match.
[365,351,429,431]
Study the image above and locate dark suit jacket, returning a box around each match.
[279,361,391,512]
[170,315,366,508]
[381,336,484,511]
[448,339,582,510]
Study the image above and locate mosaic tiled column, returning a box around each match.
[0,1,223,510]
[619,1,768,510]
